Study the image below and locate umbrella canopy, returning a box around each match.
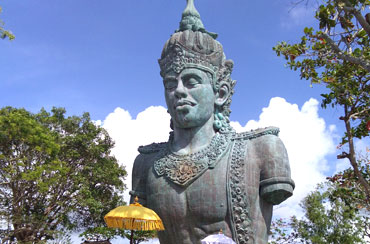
[201,233,236,244]
[104,197,164,231]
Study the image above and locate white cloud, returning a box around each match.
[334,158,351,174]
[355,138,370,155]
[231,97,336,218]
[102,97,336,219]
[280,5,316,29]
[101,106,171,204]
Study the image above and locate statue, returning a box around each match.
[130,1,295,243]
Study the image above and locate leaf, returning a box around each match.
[339,16,355,29]
[0,5,15,41]
[353,48,362,57]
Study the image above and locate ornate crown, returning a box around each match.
[158,0,223,77]
[158,37,222,77]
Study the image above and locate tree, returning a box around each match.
[326,151,370,213]
[273,0,370,201]
[80,227,124,243]
[123,230,158,244]
[270,172,369,244]
[80,223,158,243]
[269,218,301,244]
[0,6,14,40]
[270,151,370,243]
[0,107,126,243]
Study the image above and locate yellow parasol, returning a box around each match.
[104,196,164,244]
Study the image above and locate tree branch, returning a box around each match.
[318,33,370,72]
[337,152,349,159]
[338,0,370,37]
[349,107,370,120]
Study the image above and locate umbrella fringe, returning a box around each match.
[105,217,165,231]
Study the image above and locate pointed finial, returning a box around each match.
[177,0,218,39]
[182,0,201,19]
[130,196,143,206]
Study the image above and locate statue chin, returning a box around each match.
[171,112,212,129]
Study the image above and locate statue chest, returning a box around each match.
[146,153,229,230]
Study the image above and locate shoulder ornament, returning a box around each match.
[138,142,167,154]
[232,126,279,141]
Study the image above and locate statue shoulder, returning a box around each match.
[134,142,167,174]
[232,126,280,141]
[232,126,285,161]
[138,142,167,154]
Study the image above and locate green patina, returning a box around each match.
[176,0,218,39]
[130,1,294,243]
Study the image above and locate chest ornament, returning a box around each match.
[154,132,231,187]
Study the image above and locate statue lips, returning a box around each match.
[174,100,196,111]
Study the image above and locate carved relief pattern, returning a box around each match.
[159,43,219,75]
[229,137,253,244]
[138,142,167,154]
[227,127,278,243]
[154,132,231,186]
[232,127,279,141]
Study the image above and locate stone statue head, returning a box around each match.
[158,0,236,133]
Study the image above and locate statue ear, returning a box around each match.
[215,82,231,107]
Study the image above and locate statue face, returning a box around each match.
[164,68,216,129]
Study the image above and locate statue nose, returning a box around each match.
[174,80,187,98]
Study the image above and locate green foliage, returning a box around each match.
[46,230,73,244]
[0,6,14,40]
[327,151,370,212]
[80,226,125,242]
[273,0,370,141]
[80,227,157,243]
[270,169,370,244]
[296,186,366,244]
[273,0,370,200]
[269,218,301,244]
[0,107,127,243]
[124,230,158,244]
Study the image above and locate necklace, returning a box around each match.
[154,132,232,186]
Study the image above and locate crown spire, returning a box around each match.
[182,0,201,19]
[177,0,218,39]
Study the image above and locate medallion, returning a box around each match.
[154,132,232,186]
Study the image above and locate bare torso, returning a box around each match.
[131,131,294,244]
[146,151,232,244]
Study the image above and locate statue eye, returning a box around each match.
[164,79,177,90]
[185,77,201,88]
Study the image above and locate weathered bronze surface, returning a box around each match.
[130,1,294,243]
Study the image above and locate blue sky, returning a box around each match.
[1,0,332,122]
[2,0,365,243]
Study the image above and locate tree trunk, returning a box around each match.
[344,105,370,201]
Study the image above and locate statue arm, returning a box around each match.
[258,135,295,205]
[129,154,148,205]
